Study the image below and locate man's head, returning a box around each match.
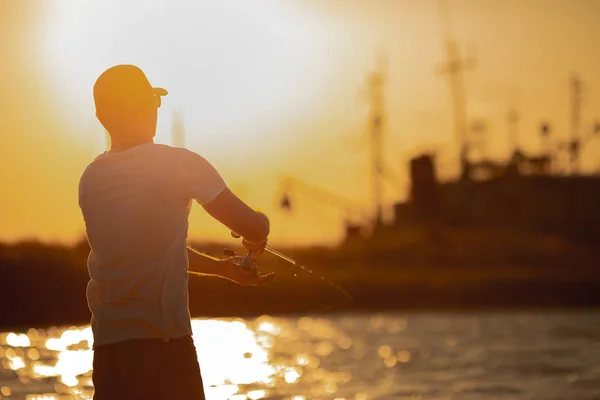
[93,65,167,143]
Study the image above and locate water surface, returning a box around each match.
[0,311,599,399]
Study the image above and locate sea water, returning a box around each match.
[0,311,599,399]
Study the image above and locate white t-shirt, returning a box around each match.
[78,143,226,347]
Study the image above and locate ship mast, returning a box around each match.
[507,108,520,154]
[366,56,387,225]
[435,0,475,178]
[570,73,582,175]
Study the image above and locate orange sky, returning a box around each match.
[1,0,600,247]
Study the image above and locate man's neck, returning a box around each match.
[110,138,154,152]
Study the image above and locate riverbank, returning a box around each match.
[1,238,599,331]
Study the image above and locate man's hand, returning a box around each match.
[219,257,275,287]
[242,238,268,256]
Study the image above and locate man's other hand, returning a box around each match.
[219,258,275,287]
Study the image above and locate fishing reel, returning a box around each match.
[222,247,260,277]
[229,231,300,278]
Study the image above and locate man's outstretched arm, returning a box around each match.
[180,149,269,251]
[202,188,270,249]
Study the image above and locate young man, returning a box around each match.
[79,64,274,399]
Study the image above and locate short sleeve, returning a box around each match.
[178,149,227,205]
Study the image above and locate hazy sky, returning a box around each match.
[1,0,600,246]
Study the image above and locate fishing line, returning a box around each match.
[263,246,353,301]
[186,242,353,303]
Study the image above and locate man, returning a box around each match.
[78,64,274,399]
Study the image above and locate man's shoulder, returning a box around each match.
[178,148,220,172]
[148,145,218,172]
[146,143,203,161]
[79,152,107,182]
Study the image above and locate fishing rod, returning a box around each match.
[261,246,353,301]
[186,233,353,302]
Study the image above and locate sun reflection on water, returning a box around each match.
[2,312,593,399]
[0,315,365,399]
[6,333,31,348]
[0,315,436,400]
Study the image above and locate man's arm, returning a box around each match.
[178,149,269,250]
[202,188,270,245]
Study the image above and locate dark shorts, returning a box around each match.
[92,335,206,400]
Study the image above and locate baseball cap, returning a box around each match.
[93,64,168,114]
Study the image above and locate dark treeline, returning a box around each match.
[0,239,341,330]
[0,239,92,328]
[2,238,600,331]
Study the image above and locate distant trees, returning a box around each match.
[0,239,91,329]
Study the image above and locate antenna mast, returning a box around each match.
[570,73,582,174]
[436,0,475,177]
[507,108,520,154]
[366,55,387,225]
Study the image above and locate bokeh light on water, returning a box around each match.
[1,312,600,399]
[0,316,365,400]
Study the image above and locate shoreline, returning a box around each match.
[3,305,600,334]
[3,283,600,333]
